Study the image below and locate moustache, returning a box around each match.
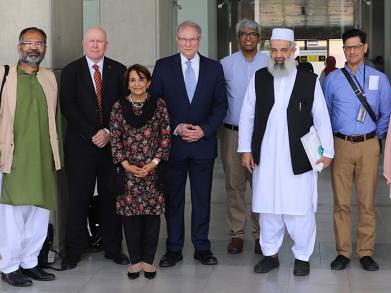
[26,50,40,55]
[274,57,285,63]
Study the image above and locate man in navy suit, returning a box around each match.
[151,21,227,267]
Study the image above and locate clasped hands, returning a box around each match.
[121,161,157,178]
[176,123,204,142]
[92,129,110,148]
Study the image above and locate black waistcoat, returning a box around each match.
[251,67,317,175]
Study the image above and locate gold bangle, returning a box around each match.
[152,158,160,166]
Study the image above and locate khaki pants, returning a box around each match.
[331,136,380,257]
[220,126,259,239]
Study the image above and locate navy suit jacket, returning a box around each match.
[150,53,227,160]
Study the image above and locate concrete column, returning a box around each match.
[98,0,177,71]
[178,0,218,59]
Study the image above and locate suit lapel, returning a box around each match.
[101,58,112,113]
[192,54,205,102]
[81,57,97,99]
[173,54,190,103]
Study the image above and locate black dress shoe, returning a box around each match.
[1,270,32,287]
[193,250,218,265]
[159,251,183,267]
[293,259,310,276]
[360,256,379,271]
[254,256,280,273]
[61,258,78,270]
[144,271,157,279]
[330,255,350,270]
[20,267,55,281]
[127,271,140,280]
[105,252,130,265]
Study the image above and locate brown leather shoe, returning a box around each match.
[227,237,243,254]
[254,239,263,255]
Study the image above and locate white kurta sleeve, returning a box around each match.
[312,79,335,158]
[238,75,256,153]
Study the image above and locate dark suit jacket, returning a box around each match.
[150,53,227,160]
[60,56,126,146]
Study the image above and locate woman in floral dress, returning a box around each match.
[110,64,170,280]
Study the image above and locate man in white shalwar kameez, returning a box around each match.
[238,28,334,276]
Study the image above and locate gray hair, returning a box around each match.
[236,19,261,36]
[176,21,202,36]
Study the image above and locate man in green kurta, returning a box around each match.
[0,27,63,288]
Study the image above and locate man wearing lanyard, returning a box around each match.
[323,28,391,271]
[220,19,268,254]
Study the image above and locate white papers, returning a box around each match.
[369,75,379,90]
[300,126,324,172]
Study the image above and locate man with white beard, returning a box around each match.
[238,28,334,276]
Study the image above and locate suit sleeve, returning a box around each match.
[150,61,181,131]
[59,65,97,140]
[199,63,228,138]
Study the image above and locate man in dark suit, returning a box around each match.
[59,27,128,269]
[150,20,227,267]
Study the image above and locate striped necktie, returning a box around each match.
[93,64,103,126]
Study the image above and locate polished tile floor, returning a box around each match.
[1,156,391,293]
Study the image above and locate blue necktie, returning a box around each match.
[185,60,196,102]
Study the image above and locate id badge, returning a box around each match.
[357,106,366,123]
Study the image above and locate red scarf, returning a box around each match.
[323,56,337,75]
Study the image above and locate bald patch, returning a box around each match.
[84,27,107,41]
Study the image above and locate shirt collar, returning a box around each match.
[239,50,260,63]
[344,62,365,75]
[180,52,200,65]
[86,56,104,70]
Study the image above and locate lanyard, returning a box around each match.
[352,65,366,95]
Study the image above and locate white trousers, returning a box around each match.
[0,204,49,273]
[259,213,316,261]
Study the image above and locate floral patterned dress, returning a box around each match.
[110,97,171,216]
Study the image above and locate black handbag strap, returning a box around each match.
[0,65,10,104]
[340,67,377,122]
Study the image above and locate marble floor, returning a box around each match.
[1,156,391,293]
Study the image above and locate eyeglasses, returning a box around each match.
[177,37,200,44]
[20,41,46,48]
[239,31,259,38]
[342,44,364,51]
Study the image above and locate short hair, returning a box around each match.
[236,19,261,36]
[124,64,151,95]
[342,29,366,44]
[176,21,202,36]
[19,27,47,44]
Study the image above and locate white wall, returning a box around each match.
[0,0,51,67]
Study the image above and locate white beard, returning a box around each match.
[267,56,296,78]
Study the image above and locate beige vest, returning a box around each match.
[0,64,62,173]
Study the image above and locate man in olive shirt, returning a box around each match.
[0,27,62,287]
